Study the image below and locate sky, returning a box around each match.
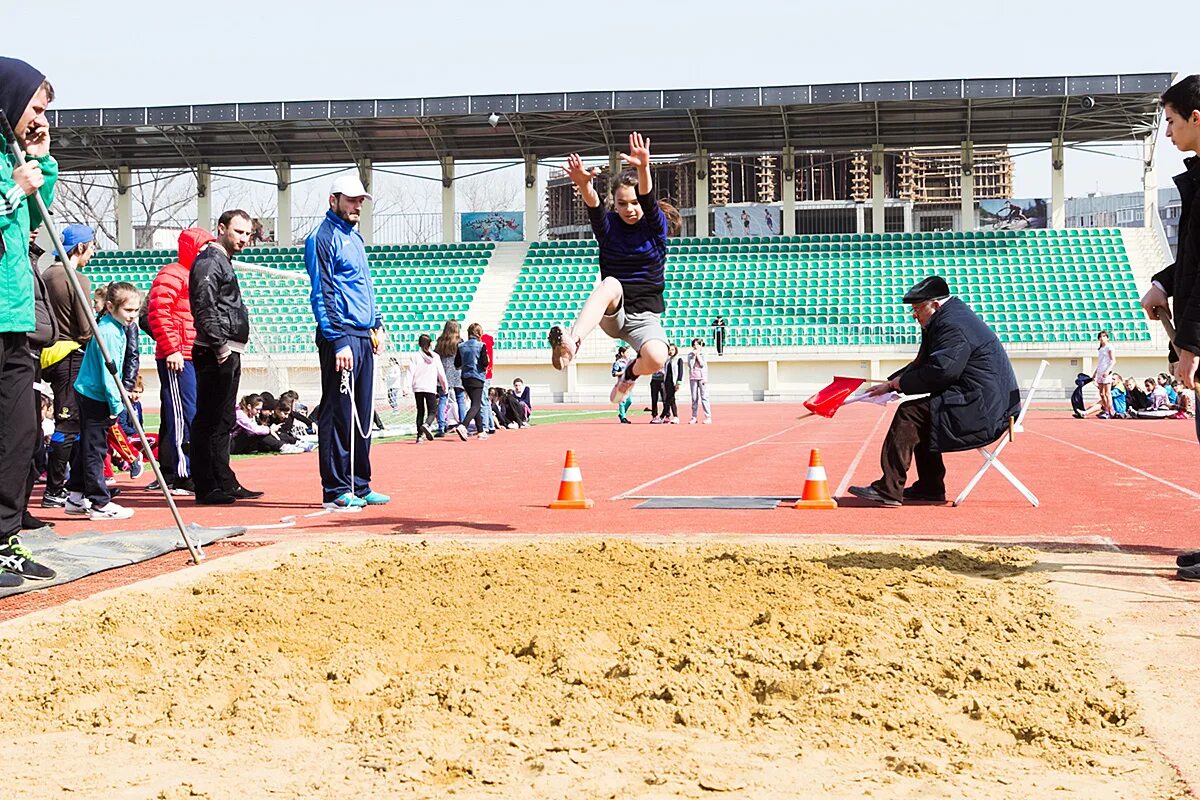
[1,0,1186,208]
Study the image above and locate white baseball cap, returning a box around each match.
[329,174,373,201]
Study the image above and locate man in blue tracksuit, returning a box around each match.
[304,175,389,510]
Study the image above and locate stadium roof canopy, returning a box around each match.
[49,73,1173,172]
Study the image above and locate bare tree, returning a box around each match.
[54,168,196,249]
[458,169,521,213]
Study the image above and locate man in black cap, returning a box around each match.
[849,275,1020,507]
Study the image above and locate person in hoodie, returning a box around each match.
[406,333,447,443]
[148,227,213,495]
[0,57,59,587]
[849,276,1020,508]
[304,174,388,510]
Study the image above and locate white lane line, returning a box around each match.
[611,420,813,500]
[1030,430,1200,501]
[833,409,889,498]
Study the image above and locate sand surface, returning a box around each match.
[0,539,1186,799]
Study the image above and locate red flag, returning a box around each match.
[803,376,866,418]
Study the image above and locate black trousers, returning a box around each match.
[191,347,241,498]
[461,378,485,434]
[663,379,679,418]
[650,379,664,417]
[44,348,84,496]
[0,333,37,540]
[872,396,945,502]
[414,391,436,432]
[66,394,113,507]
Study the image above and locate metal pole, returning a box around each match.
[1,111,204,563]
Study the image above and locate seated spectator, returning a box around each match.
[513,377,532,418]
[257,391,277,426]
[231,393,283,455]
[1170,379,1193,419]
[279,390,314,432]
[269,395,312,444]
[1124,377,1149,411]
[490,387,529,429]
[1158,374,1178,404]
[1110,374,1127,418]
[1131,378,1176,419]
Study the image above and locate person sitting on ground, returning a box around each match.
[1110,373,1128,418]
[1124,377,1150,411]
[490,386,529,429]
[512,377,532,420]
[1159,373,1179,404]
[1131,378,1177,418]
[230,393,282,455]
[849,275,1020,507]
[1170,378,1193,418]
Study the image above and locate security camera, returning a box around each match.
[1080,96,1095,111]
[488,112,500,128]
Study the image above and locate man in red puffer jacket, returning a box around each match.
[147,227,214,494]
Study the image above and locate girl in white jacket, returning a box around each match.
[408,334,448,442]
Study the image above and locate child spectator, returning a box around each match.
[1110,374,1127,418]
[1094,330,1115,418]
[688,338,712,424]
[612,346,633,423]
[435,320,466,437]
[65,283,140,520]
[662,343,683,424]
[231,393,282,455]
[453,323,489,440]
[512,377,532,420]
[1124,377,1150,412]
[649,365,666,423]
[407,333,447,442]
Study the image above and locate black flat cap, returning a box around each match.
[902,275,951,304]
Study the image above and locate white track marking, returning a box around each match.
[611,420,814,500]
[833,409,890,498]
[1031,430,1200,501]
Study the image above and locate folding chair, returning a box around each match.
[953,359,1049,508]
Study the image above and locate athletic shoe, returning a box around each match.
[610,358,639,404]
[110,486,122,499]
[89,502,134,521]
[455,425,468,441]
[1097,412,1112,420]
[434,431,445,438]
[168,483,196,497]
[129,458,145,479]
[1176,551,1200,568]
[0,572,22,589]
[650,417,663,424]
[1178,565,1200,582]
[64,495,91,516]
[196,492,237,505]
[147,480,161,491]
[1072,409,1085,419]
[619,417,632,424]
[105,477,117,488]
[689,418,697,424]
[0,538,56,581]
[848,485,902,508]
[670,417,680,424]
[478,432,490,440]
[230,486,264,500]
[421,423,434,441]
[1171,411,1190,420]
[548,324,579,370]
[506,422,518,430]
[703,418,713,425]
[21,512,54,530]
[360,491,390,505]
[322,493,366,511]
[40,491,67,509]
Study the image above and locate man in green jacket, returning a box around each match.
[0,57,60,588]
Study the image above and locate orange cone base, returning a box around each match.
[793,497,838,509]
[549,498,595,510]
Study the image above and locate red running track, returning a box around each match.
[29,402,1200,557]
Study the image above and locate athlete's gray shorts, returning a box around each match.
[600,304,668,354]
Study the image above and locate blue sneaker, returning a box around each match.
[360,491,390,505]
[322,493,366,511]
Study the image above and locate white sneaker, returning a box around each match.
[64,494,91,515]
[90,502,134,521]
[478,432,490,440]
[455,424,468,441]
[506,422,518,430]
[703,418,713,425]
[689,418,698,425]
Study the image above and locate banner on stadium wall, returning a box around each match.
[979,199,1048,231]
[461,211,524,242]
[712,205,782,237]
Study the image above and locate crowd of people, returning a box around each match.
[1071,331,1195,420]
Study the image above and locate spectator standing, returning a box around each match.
[711,315,727,356]
[39,224,95,508]
[435,320,466,437]
[453,323,489,440]
[662,343,683,424]
[407,333,446,443]
[0,58,59,586]
[147,227,213,495]
[612,346,633,423]
[190,209,259,505]
[688,338,712,424]
[304,175,388,510]
[1094,330,1116,418]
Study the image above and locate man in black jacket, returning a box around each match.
[188,209,260,505]
[850,276,1020,507]
[1140,75,1200,579]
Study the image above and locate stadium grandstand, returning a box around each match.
[46,72,1174,407]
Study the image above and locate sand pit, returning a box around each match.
[0,539,1184,799]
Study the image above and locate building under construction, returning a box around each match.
[546,148,1012,238]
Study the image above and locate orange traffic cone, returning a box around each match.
[549,450,594,509]
[794,449,837,509]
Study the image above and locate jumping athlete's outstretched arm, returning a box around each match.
[619,131,652,195]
